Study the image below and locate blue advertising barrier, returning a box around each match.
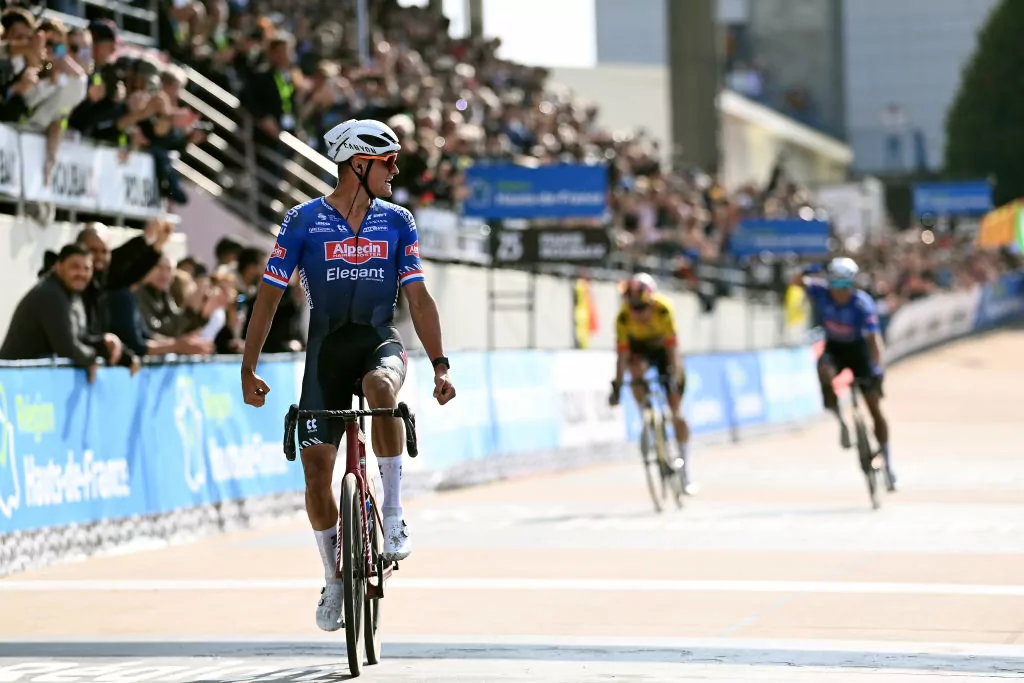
[757,346,822,424]
[975,273,1024,330]
[728,219,831,259]
[912,180,993,217]
[462,163,608,220]
[0,359,304,534]
[618,346,819,444]
[2,344,828,536]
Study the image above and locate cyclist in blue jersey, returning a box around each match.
[795,257,896,491]
[240,118,456,633]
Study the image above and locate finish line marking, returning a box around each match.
[3,578,1024,596]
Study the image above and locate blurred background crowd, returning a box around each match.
[0,0,1019,369]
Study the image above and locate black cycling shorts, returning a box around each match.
[298,323,407,449]
[820,339,883,396]
[628,340,686,396]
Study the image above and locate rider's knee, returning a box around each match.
[362,369,399,406]
[301,448,334,489]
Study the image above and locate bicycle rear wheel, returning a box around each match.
[640,409,662,513]
[364,492,383,665]
[341,473,365,675]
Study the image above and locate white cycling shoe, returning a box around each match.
[383,516,412,562]
[316,578,344,632]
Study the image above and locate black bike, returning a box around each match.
[283,392,418,677]
[620,375,684,513]
[846,378,891,510]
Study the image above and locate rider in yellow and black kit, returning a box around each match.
[609,273,696,495]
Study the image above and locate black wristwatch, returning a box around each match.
[431,355,450,371]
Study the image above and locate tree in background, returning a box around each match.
[944,0,1024,206]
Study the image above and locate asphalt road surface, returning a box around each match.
[2,330,1024,682]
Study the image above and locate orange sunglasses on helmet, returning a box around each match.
[355,153,398,173]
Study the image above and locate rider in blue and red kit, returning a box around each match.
[794,257,896,491]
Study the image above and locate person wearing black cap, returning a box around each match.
[66,19,125,143]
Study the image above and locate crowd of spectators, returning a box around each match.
[154,0,825,272]
[0,220,304,377]
[849,228,1023,320]
[0,5,206,207]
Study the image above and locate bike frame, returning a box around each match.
[632,376,670,439]
[283,401,419,599]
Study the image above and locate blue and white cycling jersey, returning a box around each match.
[263,196,425,338]
[806,278,880,343]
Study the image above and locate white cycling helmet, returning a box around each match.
[323,118,402,164]
[826,257,859,288]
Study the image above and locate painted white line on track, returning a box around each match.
[4,578,1024,596]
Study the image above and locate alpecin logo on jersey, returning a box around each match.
[271,244,287,259]
[405,242,419,257]
[325,238,389,265]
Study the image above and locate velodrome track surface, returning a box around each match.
[2,330,1024,681]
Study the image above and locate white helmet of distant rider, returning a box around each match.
[826,257,859,289]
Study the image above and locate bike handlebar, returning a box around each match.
[283,402,419,462]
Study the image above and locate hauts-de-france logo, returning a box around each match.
[174,376,206,495]
[467,177,492,208]
[324,238,389,265]
[0,383,20,519]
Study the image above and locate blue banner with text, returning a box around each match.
[728,219,831,259]
[913,180,993,217]
[462,163,608,220]
[0,359,304,534]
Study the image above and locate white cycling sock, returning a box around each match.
[678,441,691,478]
[378,455,403,519]
[313,527,339,580]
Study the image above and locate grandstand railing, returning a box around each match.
[41,0,788,306]
[43,0,158,48]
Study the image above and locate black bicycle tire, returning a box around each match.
[640,409,663,513]
[364,491,383,665]
[855,419,878,509]
[341,473,365,675]
[658,415,683,508]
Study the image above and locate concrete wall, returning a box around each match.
[396,260,787,354]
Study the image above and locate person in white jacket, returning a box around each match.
[26,20,88,183]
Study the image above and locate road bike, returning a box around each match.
[283,393,418,677]
[626,375,684,513]
[846,377,891,510]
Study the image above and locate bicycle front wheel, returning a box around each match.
[364,491,383,665]
[341,473,366,675]
[657,416,683,509]
[640,409,662,513]
[855,419,879,510]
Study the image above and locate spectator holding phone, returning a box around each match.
[24,19,87,183]
[0,7,41,123]
[67,19,126,145]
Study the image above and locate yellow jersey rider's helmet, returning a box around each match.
[622,272,657,310]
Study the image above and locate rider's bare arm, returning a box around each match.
[867,330,885,370]
[403,281,445,361]
[241,282,286,374]
[614,312,629,384]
